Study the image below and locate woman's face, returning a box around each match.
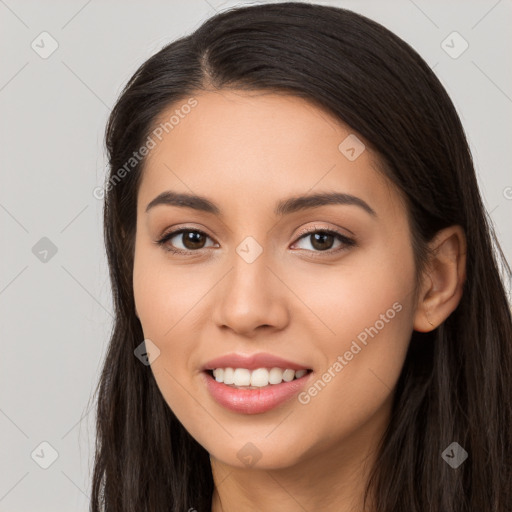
[133,90,418,469]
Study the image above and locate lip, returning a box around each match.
[202,369,313,415]
[202,352,311,371]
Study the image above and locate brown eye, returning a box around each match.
[179,230,208,250]
[156,228,216,254]
[309,232,336,251]
[293,228,355,254]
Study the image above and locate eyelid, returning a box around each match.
[290,225,356,257]
[155,225,217,252]
[155,223,356,256]
[293,223,354,242]
[156,223,214,242]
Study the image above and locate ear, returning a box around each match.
[413,225,467,332]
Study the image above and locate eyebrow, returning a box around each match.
[145,190,377,217]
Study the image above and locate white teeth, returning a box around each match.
[233,368,251,386]
[213,368,224,382]
[282,369,295,382]
[250,368,269,387]
[295,369,307,379]
[268,367,284,385]
[223,368,234,384]
[211,367,310,387]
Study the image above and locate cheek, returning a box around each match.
[291,242,416,440]
[132,246,212,416]
[295,264,413,392]
[298,300,412,452]
[286,236,416,345]
[133,245,204,337]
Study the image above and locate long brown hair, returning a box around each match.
[90,3,512,510]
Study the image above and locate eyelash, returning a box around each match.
[155,225,356,258]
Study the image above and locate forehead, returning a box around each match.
[137,90,404,220]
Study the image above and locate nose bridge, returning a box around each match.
[213,234,289,333]
[228,236,273,303]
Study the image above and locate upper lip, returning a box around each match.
[202,353,311,371]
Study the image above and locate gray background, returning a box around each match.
[1,0,511,510]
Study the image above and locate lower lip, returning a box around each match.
[202,370,313,415]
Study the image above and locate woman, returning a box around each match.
[90,2,512,511]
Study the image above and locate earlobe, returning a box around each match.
[413,225,467,333]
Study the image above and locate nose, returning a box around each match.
[212,249,290,337]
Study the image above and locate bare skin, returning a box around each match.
[132,90,466,512]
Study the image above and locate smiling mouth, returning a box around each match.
[205,368,313,389]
